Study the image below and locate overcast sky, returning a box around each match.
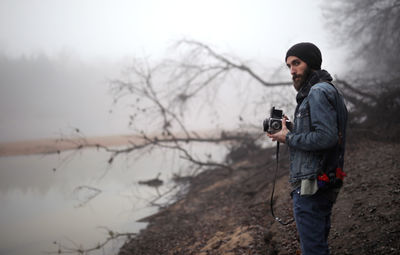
[0,0,346,142]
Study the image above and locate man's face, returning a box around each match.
[286,56,310,91]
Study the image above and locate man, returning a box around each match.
[267,42,348,255]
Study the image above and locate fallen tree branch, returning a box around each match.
[48,228,137,255]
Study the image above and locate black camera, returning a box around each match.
[263,107,292,134]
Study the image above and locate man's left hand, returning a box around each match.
[267,116,289,143]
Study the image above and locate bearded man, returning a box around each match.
[267,42,348,255]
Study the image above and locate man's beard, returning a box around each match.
[292,67,312,91]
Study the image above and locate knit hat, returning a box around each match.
[285,42,322,70]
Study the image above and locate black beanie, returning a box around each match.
[285,42,322,70]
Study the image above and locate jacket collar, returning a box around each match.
[296,69,333,104]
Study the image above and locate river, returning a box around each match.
[0,143,227,255]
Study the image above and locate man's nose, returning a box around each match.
[290,66,296,76]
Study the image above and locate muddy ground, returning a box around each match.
[119,135,400,255]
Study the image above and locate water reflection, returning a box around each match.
[0,144,226,255]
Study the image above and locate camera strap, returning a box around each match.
[270,142,295,226]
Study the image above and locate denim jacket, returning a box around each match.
[286,71,347,183]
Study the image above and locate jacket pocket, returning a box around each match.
[296,107,311,133]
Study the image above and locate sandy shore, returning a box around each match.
[0,134,140,156]
[0,130,218,157]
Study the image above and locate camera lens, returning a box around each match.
[271,121,281,130]
[263,119,269,132]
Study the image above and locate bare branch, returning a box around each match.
[335,77,379,101]
[174,39,292,88]
[47,228,137,255]
[72,185,102,208]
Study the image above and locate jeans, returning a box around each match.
[292,188,334,255]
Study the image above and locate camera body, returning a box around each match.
[263,107,292,134]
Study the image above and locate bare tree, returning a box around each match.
[323,0,400,137]
[324,0,400,77]
[103,39,293,175]
[50,39,295,255]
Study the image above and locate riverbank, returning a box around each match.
[118,136,400,254]
[0,130,218,156]
[0,134,137,156]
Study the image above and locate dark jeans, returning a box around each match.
[292,188,334,255]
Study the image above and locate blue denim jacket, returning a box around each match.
[286,81,347,183]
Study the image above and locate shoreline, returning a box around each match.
[118,138,400,254]
[0,129,236,157]
[0,134,141,157]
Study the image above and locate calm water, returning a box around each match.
[0,144,227,255]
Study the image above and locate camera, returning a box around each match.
[263,107,292,134]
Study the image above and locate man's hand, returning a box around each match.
[267,116,289,143]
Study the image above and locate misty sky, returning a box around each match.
[0,0,346,142]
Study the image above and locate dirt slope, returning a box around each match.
[119,137,400,255]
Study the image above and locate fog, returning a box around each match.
[0,0,346,142]
[0,1,350,253]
